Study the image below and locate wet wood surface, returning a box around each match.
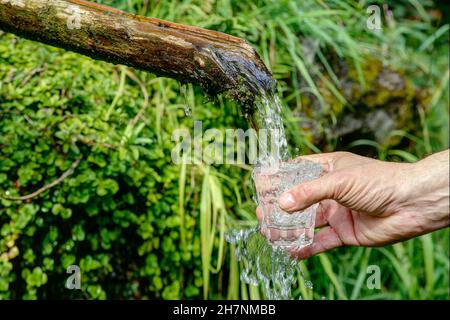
[0,0,274,103]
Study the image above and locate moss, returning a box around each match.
[291,53,432,150]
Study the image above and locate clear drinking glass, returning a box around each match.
[253,160,323,249]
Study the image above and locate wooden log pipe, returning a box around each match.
[0,0,275,104]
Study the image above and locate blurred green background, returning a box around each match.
[0,0,448,299]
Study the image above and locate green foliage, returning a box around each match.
[0,0,448,300]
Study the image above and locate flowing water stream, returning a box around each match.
[182,44,315,299]
[225,91,315,300]
[251,92,290,166]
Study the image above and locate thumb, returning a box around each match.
[278,172,344,212]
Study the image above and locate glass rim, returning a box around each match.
[252,159,321,177]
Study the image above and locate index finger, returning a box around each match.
[288,153,336,173]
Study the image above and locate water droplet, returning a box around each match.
[180,84,191,117]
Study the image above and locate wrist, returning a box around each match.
[402,151,449,230]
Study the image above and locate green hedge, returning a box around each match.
[0,32,253,298]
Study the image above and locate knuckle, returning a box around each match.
[333,151,351,160]
[328,152,349,171]
[335,151,350,157]
[300,183,314,200]
[293,182,313,204]
[329,172,350,199]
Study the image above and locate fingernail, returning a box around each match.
[279,192,296,210]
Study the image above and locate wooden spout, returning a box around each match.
[0,0,275,104]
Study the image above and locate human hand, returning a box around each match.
[256,150,449,259]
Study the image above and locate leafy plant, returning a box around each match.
[0,0,448,300]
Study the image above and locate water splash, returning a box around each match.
[226,226,312,300]
[224,85,318,299]
[208,42,313,299]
